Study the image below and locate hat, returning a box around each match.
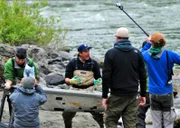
[16,47,27,59]
[116,27,129,38]
[150,32,165,43]
[22,77,35,89]
[78,44,92,52]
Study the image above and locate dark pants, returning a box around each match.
[105,95,138,128]
[136,92,150,128]
[62,111,104,128]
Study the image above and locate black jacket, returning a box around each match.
[102,40,146,98]
[65,57,101,88]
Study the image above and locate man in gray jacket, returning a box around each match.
[10,77,47,128]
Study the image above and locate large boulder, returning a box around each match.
[45,73,65,86]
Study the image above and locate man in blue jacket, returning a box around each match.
[10,77,47,128]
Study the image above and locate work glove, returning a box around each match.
[5,82,11,89]
[70,76,82,85]
[94,78,102,86]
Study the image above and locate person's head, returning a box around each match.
[78,44,92,61]
[15,47,27,65]
[150,32,166,47]
[115,27,129,41]
[22,77,35,89]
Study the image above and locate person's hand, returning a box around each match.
[94,78,102,86]
[102,98,108,110]
[35,79,38,86]
[69,76,82,85]
[147,36,152,44]
[139,96,146,106]
[4,82,11,89]
[20,78,24,84]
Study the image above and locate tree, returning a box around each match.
[0,0,66,46]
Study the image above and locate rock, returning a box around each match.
[174,118,180,128]
[91,55,104,68]
[45,73,65,85]
[48,52,59,59]
[27,45,48,65]
[48,58,62,65]
[59,51,73,61]
[0,44,15,57]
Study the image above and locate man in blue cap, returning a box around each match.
[63,44,104,128]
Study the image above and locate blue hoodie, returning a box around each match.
[142,42,180,94]
[10,86,47,128]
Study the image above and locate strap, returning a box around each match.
[90,59,94,71]
[11,58,17,79]
[75,58,78,70]
[166,50,173,85]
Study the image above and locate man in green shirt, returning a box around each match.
[4,47,38,89]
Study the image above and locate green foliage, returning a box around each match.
[0,0,65,46]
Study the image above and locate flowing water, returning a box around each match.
[41,0,180,60]
[40,0,180,126]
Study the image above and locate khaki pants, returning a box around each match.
[105,95,138,128]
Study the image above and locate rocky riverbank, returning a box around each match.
[1,44,180,127]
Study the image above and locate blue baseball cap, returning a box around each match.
[78,44,92,52]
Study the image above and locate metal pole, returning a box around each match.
[116,2,149,37]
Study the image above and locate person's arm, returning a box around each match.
[102,51,112,99]
[138,51,147,105]
[4,59,14,89]
[141,41,151,52]
[102,51,113,110]
[92,60,101,79]
[35,86,47,105]
[170,51,180,65]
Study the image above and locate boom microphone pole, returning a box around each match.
[116,2,149,37]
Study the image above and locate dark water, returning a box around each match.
[41,0,180,60]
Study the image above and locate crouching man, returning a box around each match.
[10,77,47,128]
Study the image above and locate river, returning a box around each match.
[41,0,180,60]
[40,0,180,127]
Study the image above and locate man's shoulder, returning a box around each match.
[27,58,35,65]
[69,58,77,63]
[27,57,34,62]
[5,58,14,66]
[90,58,98,65]
[132,48,141,54]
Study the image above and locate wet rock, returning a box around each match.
[45,73,65,85]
